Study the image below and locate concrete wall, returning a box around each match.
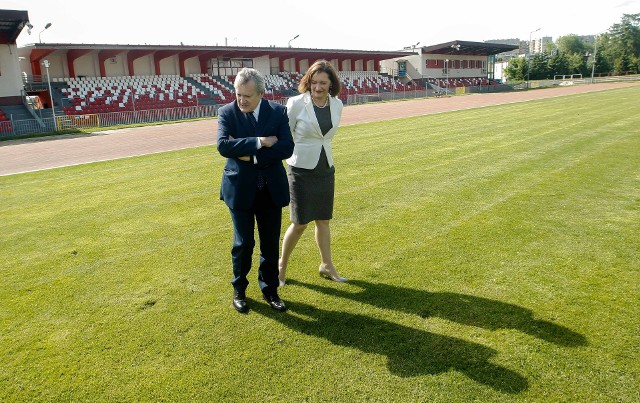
[0,44,25,100]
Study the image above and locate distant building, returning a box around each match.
[531,36,553,54]
[379,40,519,83]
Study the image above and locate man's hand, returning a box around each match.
[259,136,278,147]
[238,156,251,161]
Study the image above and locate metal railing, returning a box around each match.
[0,105,220,138]
[22,74,49,91]
[1,117,55,137]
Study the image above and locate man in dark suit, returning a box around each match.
[217,68,294,313]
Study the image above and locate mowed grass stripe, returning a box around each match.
[332,88,639,255]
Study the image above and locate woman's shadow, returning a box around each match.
[288,279,588,347]
[253,300,528,393]
[253,279,589,392]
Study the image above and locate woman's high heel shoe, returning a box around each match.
[319,264,348,282]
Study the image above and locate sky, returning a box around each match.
[5,0,639,50]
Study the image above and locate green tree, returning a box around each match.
[613,53,634,74]
[505,13,640,81]
[601,13,640,74]
[556,35,589,55]
[530,52,550,80]
[590,37,610,78]
[567,53,589,75]
[504,57,527,81]
[548,51,570,78]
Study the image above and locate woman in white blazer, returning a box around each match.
[278,60,348,286]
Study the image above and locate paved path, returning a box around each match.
[1,82,637,176]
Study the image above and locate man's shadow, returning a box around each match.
[288,279,587,347]
[253,301,528,393]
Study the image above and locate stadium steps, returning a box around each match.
[51,82,68,115]
[183,76,218,105]
[0,104,34,121]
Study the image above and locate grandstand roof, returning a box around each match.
[422,40,519,56]
[0,9,29,44]
[22,43,413,65]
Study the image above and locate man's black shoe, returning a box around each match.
[233,291,249,313]
[262,292,287,312]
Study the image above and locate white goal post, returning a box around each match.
[554,74,583,80]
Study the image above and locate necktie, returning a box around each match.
[246,112,256,129]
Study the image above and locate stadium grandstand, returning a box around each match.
[1,8,518,137]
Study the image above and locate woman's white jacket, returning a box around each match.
[285,92,343,169]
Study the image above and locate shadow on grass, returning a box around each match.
[252,300,528,393]
[288,279,588,348]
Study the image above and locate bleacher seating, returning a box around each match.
[427,77,493,88]
[338,71,424,98]
[190,73,234,104]
[264,72,303,101]
[190,72,303,102]
[60,75,207,115]
[54,71,498,116]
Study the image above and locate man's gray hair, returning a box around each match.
[234,68,265,93]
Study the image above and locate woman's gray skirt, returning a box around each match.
[287,148,335,225]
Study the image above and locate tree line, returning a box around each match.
[505,13,640,81]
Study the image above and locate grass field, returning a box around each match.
[1,86,639,401]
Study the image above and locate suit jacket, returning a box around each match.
[285,92,344,169]
[217,98,294,210]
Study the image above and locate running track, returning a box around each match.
[1,82,637,176]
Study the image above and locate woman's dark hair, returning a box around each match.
[298,59,342,97]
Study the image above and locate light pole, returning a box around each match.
[423,75,429,98]
[527,28,541,88]
[448,44,460,94]
[590,34,599,83]
[39,22,52,43]
[391,69,396,99]
[445,59,449,94]
[288,34,299,48]
[42,59,57,131]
